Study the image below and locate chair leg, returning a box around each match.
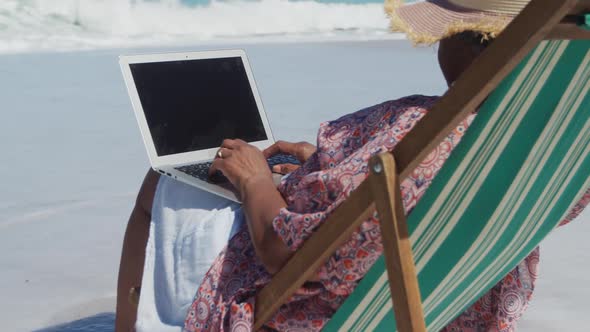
[369,153,426,332]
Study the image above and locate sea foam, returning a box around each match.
[0,0,399,54]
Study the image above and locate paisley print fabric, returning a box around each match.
[560,188,590,227]
[184,96,589,332]
[440,247,541,332]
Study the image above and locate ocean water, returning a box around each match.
[0,0,409,54]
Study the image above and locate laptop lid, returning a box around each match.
[119,50,275,169]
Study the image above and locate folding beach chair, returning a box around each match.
[254,0,590,331]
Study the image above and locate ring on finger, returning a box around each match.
[217,147,232,159]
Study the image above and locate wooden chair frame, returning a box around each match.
[254,1,590,331]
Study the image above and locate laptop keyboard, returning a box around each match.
[176,162,214,182]
[175,154,301,183]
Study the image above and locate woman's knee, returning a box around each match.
[135,169,160,218]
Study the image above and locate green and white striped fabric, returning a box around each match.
[324,40,590,331]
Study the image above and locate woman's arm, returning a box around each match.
[240,175,292,274]
[209,139,315,274]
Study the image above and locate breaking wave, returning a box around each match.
[0,0,400,53]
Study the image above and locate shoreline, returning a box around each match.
[0,34,408,57]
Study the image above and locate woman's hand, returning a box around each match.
[209,139,273,195]
[263,140,317,174]
[210,139,293,275]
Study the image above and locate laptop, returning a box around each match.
[119,49,299,202]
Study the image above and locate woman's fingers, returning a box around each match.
[209,142,272,192]
[263,140,298,159]
[295,142,317,161]
[209,157,226,177]
[271,163,300,175]
[220,139,245,150]
[264,141,317,163]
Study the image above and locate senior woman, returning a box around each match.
[116,0,590,331]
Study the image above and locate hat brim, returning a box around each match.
[386,0,512,45]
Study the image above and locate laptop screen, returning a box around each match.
[129,56,267,157]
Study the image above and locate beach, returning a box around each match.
[0,0,590,332]
[1,8,589,332]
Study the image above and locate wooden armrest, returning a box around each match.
[570,0,590,15]
[551,0,590,39]
[548,11,590,40]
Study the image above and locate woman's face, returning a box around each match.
[438,34,487,86]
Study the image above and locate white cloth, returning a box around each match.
[135,176,243,332]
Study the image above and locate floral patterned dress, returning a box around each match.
[184,96,590,332]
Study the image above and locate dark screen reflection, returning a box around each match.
[130,56,267,156]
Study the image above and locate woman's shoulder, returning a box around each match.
[377,94,440,112]
[393,94,440,105]
[318,94,439,134]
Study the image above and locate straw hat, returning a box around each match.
[386,0,531,45]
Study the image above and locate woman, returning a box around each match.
[116,0,590,331]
